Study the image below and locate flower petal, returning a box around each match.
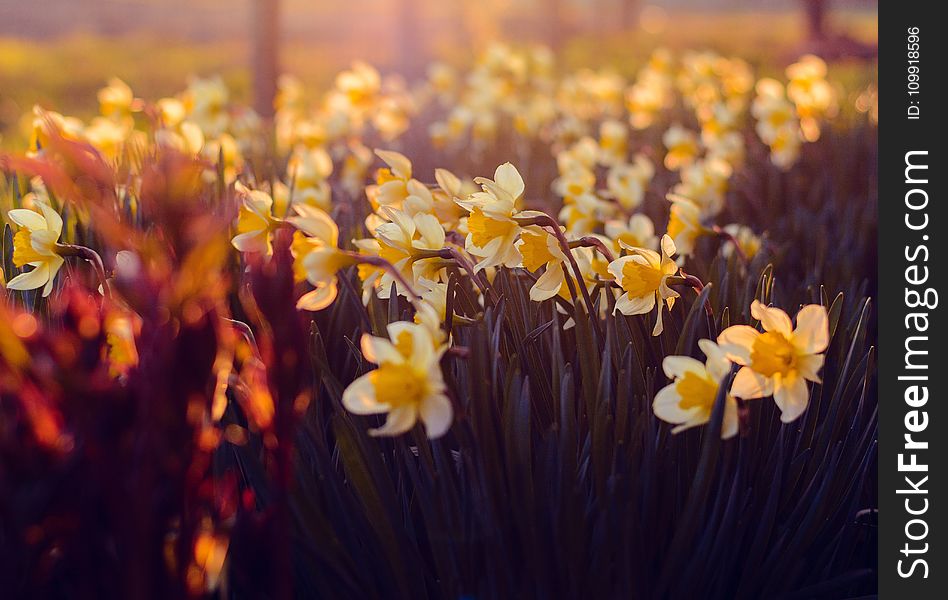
[653,383,700,425]
[493,162,524,199]
[793,304,829,354]
[342,372,387,414]
[369,406,418,437]
[5,263,50,292]
[730,366,773,399]
[662,355,705,380]
[8,208,46,231]
[716,325,758,365]
[295,284,337,311]
[751,300,792,336]
[420,393,453,439]
[773,374,809,423]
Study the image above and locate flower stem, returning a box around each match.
[57,243,111,299]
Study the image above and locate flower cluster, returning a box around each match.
[4,44,856,446]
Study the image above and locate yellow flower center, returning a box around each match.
[13,229,45,267]
[468,208,515,248]
[394,330,414,359]
[370,362,427,409]
[291,231,321,283]
[375,167,397,184]
[620,259,663,298]
[519,231,557,272]
[378,242,408,265]
[236,205,268,236]
[750,331,798,377]
[616,232,643,250]
[676,371,719,411]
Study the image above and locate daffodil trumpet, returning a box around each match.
[56,243,111,299]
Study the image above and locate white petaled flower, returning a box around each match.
[7,203,65,297]
[458,162,530,271]
[342,321,453,438]
[717,300,829,423]
[231,182,277,257]
[607,234,680,336]
[514,225,568,302]
[653,339,738,438]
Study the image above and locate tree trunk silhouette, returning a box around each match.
[620,0,641,30]
[545,0,562,50]
[803,0,828,41]
[251,0,279,120]
[396,0,424,79]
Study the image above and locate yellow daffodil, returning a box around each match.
[598,119,629,165]
[231,183,278,257]
[721,224,762,261]
[666,196,707,258]
[288,204,355,311]
[605,213,657,253]
[366,149,415,211]
[343,321,452,438]
[604,155,654,211]
[717,301,829,423]
[371,208,446,299]
[7,203,65,297]
[515,225,568,302]
[184,76,230,138]
[663,124,700,171]
[607,234,680,335]
[287,146,334,212]
[459,162,528,271]
[670,158,732,218]
[97,77,137,120]
[653,339,738,438]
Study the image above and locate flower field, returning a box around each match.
[0,41,877,598]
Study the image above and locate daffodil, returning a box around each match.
[97,77,138,120]
[666,197,707,257]
[515,225,568,302]
[605,213,657,254]
[653,339,738,438]
[231,183,278,257]
[663,124,700,171]
[717,300,829,423]
[607,234,680,335]
[288,204,355,311]
[365,149,415,211]
[459,162,528,271]
[721,224,762,261]
[343,321,452,438]
[7,203,65,297]
[184,76,230,138]
[604,155,654,211]
[598,119,629,165]
[286,146,334,212]
[371,208,446,299]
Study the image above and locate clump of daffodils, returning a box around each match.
[7,43,854,445]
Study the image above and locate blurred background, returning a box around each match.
[0,0,877,145]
